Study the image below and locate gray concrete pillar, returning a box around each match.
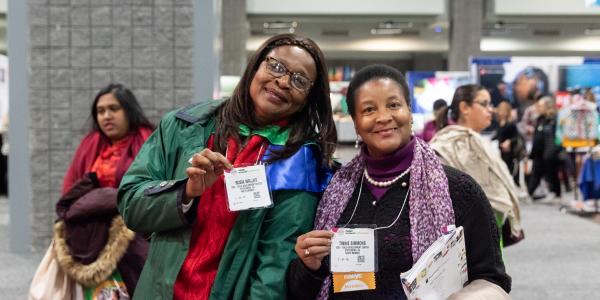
[448,0,482,71]
[24,0,195,251]
[221,0,248,76]
[194,0,221,101]
[9,0,32,254]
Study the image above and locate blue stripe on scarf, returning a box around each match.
[263,145,332,193]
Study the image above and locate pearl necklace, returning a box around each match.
[341,173,410,229]
[363,166,411,188]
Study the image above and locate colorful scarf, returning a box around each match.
[314,137,455,299]
[174,127,280,300]
[62,127,153,193]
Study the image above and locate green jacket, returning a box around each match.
[118,100,320,299]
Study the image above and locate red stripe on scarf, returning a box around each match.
[174,134,267,300]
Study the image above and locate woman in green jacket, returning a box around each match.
[118,33,337,299]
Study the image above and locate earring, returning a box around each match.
[355,135,361,149]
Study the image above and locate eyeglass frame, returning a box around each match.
[263,56,314,93]
[472,99,493,109]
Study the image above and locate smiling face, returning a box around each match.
[249,46,317,125]
[353,78,412,158]
[96,93,130,143]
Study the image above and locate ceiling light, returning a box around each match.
[370,21,413,35]
[376,21,413,29]
[585,28,600,35]
[371,28,403,35]
[263,21,297,29]
[262,21,297,34]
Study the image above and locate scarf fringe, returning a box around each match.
[53,216,135,287]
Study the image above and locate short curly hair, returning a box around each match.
[345,64,410,118]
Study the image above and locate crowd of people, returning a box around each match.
[29,32,600,299]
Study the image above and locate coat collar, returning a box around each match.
[175,99,226,125]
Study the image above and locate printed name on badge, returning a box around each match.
[330,227,377,293]
[224,164,272,211]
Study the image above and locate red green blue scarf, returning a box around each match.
[173,122,288,299]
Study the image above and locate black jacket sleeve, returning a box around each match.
[445,165,512,293]
[286,257,329,300]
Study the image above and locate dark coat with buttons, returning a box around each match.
[118,100,325,300]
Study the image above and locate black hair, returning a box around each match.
[435,84,487,129]
[91,83,154,133]
[433,99,447,111]
[214,33,337,166]
[345,64,410,118]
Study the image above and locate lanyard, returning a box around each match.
[341,172,410,231]
[226,142,265,165]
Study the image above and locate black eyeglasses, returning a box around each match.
[264,56,313,93]
[473,100,493,109]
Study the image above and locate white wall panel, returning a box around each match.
[481,36,600,52]
[496,0,600,15]
[247,0,444,15]
[248,35,449,53]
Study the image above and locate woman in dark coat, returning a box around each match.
[494,100,524,186]
[53,84,153,298]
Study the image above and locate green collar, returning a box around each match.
[238,124,290,146]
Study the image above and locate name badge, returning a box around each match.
[330,227,377,293]
[224,164,273,211]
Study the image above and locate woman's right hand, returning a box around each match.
[295,230,334,271]
[185,149,232,201]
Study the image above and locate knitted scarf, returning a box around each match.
[314,137,455,299]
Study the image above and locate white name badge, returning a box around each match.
[330,227,377,273]
[224,164,273,211]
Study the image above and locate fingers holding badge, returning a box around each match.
[295,230,334,271]
[185,149,232,200]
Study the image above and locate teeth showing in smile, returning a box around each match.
[375,128,396,134]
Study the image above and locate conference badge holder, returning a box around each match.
[224,162,273,212]
[330,224,378,293]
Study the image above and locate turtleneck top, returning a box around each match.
[362,137,415,200]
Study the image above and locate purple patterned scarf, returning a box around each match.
[313,137,455,299]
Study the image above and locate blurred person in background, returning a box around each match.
[511,67,549,120]
[32,84,154,299]
[417,98,447,142]
[583,87,596,104]
[494,100,525,187]
[430,84,523,249]
[528,96,562,202]
[118,34,337,299]
[287,65,510,299]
